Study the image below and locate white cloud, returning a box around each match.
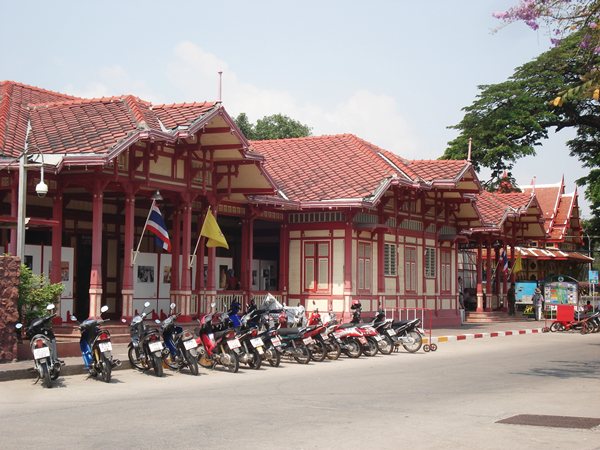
[165,41,419,157]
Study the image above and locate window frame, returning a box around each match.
[303,240,331,293]
[357,241,372,292]
[384,243,397,277]
[404,246,417,293]
[425,247,436,279]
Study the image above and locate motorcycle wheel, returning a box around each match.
[310,341,327,362]
[343,338,362,358]
[163,353,180,370]
[326,341,341,360]
[293,344,311,364]
[402,331,423,353]
[247,350,262,370]
[185,351,199,375]
[100,355,112,383]
[50,362,61,380]
[41,362,52,388]
[128,346,146,371]
[377,335,394,355]
[550,321,564,332]
[363,337,378,357]
[267,347,281,367]
[224,350,239,373]
[153,354,164,377]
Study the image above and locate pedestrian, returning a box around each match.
[584,300,593,313]
[532,287,544,321]
[507,282,516,316]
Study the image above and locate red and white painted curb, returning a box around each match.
[424,327,546,344]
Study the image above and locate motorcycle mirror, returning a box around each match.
[170,303,176,310]
[46,303,55,311]
[144,301,150,308]
[100,305,109,313]
[121,318,127,323]
[71,315,78,321]
[15,323,23,329]
[155,319,161,324]
[210,302,216,308]
[142,312,147,318]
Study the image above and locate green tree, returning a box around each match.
[18,264,63,324]
[234,113,311,140]
[443,34,600,233]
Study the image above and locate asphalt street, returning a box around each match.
[1,333,599,450]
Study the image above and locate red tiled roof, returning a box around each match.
[522,182,562,231]
[250,134,472,203]
[474,191,535,226]
[0,81,76,157]
[549,193,575,240]
[152,102,216,130]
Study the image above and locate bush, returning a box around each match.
[18,264,63,324]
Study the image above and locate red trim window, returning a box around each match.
[304,241,330,292]
[441,248,451,293]
[405,246,417,293]
[357,241,372,292]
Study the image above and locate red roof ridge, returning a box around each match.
[152,101,216,109]
[0,80,77,101]
[250,133,357,144]
[123,95,150,129]
[29,95,149,109]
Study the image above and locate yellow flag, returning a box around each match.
[593,89,600,101]
[513,251,522,274]
[200,208,229,249]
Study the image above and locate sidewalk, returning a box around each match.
[0,319,550,382]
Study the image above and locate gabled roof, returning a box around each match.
[250,134,476,207]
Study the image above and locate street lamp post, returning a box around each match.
[16,124,48,261]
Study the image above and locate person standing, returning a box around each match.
[532,287,544,321]
[507,282,516,316]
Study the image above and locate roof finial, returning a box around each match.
[218,71,223,102]
[531,175,536,194]
[467,137,472,162]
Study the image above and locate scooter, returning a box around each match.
[161,303,199,375]
[72,305,121,382]
[125,301,164,377]
[15,303,64,388]
[196,309,240,373]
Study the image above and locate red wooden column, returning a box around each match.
[485,240,493,312]
[476,239,484,312]
[89,183,104,318]
[279,223,289,304]
[179,202,192,321]
[377,228,385,297]
[344,219,353,311]
[246,218,254,302]
[8,172,18,255]
[121,190,135,320]
[170,208,181,308]
[50,190,63,323]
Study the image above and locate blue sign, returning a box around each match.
[590,270,599,284]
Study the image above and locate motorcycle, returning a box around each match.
[348,302,380,356]
[72,305,121,382]
[125,301,164,377]
[195,309,240,373]
[389,318,425,353]
[15,303,63,388]
[276,326,312,364]
[240,305,282,367]
[304,306,337,361]
[161,303,199,375]
[368,308,396,355]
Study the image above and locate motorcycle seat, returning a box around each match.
[392,320,411,328]
[277,328,302,337]
[337,323,356,329]
[213,330,231,340]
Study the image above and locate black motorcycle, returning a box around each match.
[161,303,199,375]
[15,303,64,388]
[126,301,164,377]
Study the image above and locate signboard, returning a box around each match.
[515,281,538,305]
[544,281,578,305]
[589,270,598,284]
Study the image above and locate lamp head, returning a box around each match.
[35,180,48,198]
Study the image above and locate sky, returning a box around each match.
[1,0,590,216]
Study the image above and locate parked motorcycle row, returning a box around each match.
[548,310,600,334]
[16,294,430,388]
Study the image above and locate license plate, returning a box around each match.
[250,337,264,348]
[257,346,264,355]
[99,341,112,352]
[33,346,50,360]
[303,337,314,345]
[271,336,282,347]
[148,341,163,352]
[373,334,383,341]
[387,329,396,336]
[358,337,367,345]
[320,333,329,340]
[183,339,197,350]
[227,338,241,350]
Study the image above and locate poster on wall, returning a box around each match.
[137,265,155,283]
[515,282,538,304]
[163,266,171,284]
[48,261,70,281]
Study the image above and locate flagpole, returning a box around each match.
[132,198,155,266]
[190,206,210,267]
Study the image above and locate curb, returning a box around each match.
[423,327,545,344]
[0,360,132,382]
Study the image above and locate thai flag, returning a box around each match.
[146,204,171,252]
[500,248,508,273]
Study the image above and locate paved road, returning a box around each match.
[1,333,599,449]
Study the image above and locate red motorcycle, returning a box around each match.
[307,307,341,360]
[195,311,240,373]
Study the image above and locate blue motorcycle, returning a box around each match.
[161,303,199,375]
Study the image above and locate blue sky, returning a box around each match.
[1,0,589,215]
